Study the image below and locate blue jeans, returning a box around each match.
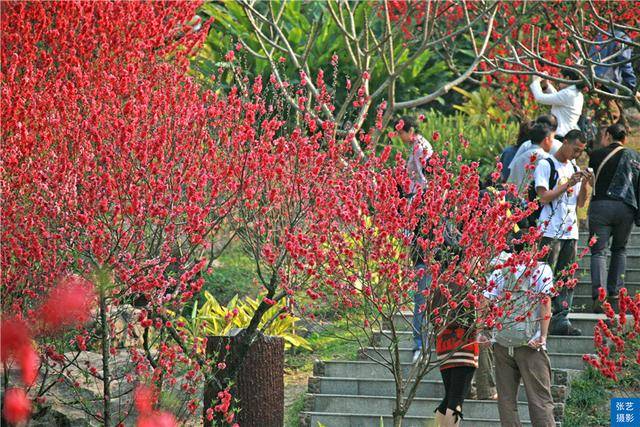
[412,264,432,351]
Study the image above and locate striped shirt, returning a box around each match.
[436,325,479,371]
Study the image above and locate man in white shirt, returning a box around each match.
[484,253,556,427]
[534,130,591,335]
[530,70,584,140]
[507,123,555,192]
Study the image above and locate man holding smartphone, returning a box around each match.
[534,130,592,335]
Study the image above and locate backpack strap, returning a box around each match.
[545,158,558,190]
[593,146,625,196]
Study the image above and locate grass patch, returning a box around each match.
[286,319,370,371]
[284,392,306,427]
[203,241,259,304]
[564,367,613,427]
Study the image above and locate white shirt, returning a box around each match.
[484,255,554,344]
[510,138,562,166]
[406,134,433,193]
[529,79,584,138]
[484,258,554,299]
[507,145,552,191]
[534,156,581,240]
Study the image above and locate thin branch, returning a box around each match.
[394,4,499,110]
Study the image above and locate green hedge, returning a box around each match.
[418,110,518,177]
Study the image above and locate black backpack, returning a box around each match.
[411,217,462,266]
[578,114,598,144]
[525,157,578,228]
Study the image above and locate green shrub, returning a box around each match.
[452,86,511,128]
[284,392,306,427]
[564,367,613,427]
[389,109,519,178]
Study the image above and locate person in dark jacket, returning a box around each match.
[588,123,640,313]
[589,29,640,131]
[499,120,535,183]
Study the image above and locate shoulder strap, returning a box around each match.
[546,157,558,190]
[594,146,625,191]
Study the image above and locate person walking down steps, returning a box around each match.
[588,123,640,313]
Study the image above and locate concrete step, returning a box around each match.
[577,244,640,253]
[314,360,580,386]
[360,347,586,370]
[390,313,631,335]
[373,332,595,354]
[308,376,566,403]
[571,295,631,312]
[578,231,640,247]
[564,312,633,332]
[304,393,561,421]
[573,281,639,293]
[597,246,640,254]
[578,267,640,282]
[578,254,640,268]
[301,411,559,427]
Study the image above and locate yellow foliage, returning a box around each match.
[175,291,312,351]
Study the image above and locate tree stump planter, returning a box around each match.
[204,332,284,427]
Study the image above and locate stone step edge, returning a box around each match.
[361,345,594,354]
[307,376,568,401]
[312,360,582,386]
[302,393,565,420]
[392,312,632,319]
[299,411,562,426]
[578,231,640,235]
[373,330,596,339]
[359,347,593,359]
[303,392,564,405]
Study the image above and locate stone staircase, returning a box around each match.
[300,230,640,426]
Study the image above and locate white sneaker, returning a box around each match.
[412,349,422,364]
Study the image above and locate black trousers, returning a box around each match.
[539,237,577,333]
[436,366,476,421]
[588,199,635,299]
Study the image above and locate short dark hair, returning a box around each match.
[529,123,552,145]
[561,69,586,89]
[536,114,558,132]
[517,120,535,145]
[606,123,627,141]
[393,116,417,133]
[564,129,586,144]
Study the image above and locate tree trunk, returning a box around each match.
[204,333,284,427]
[99,290,111,426]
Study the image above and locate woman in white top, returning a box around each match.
[530,70,584,140]
[394,116,433,195]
